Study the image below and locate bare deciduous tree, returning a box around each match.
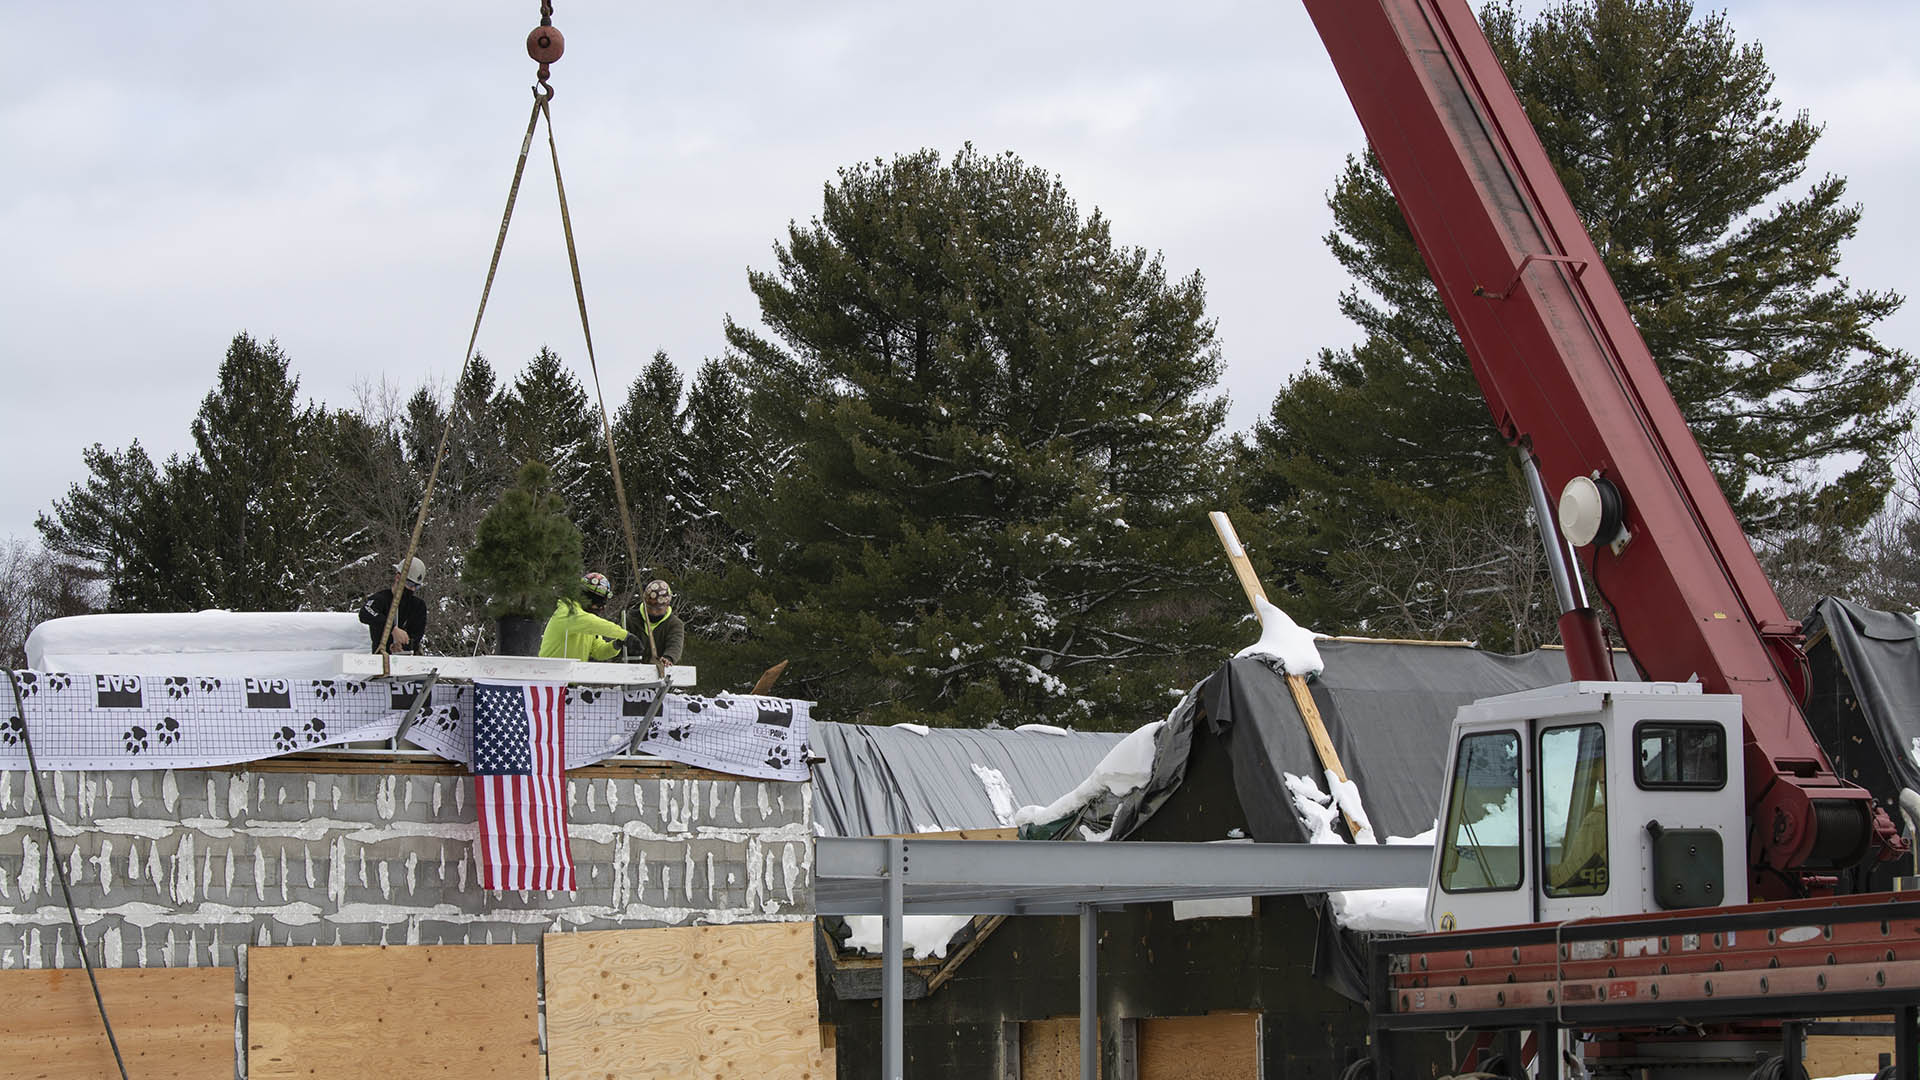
[0,537,102,667]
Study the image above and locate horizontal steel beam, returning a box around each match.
[815,838,1434,916]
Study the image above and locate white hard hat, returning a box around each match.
[393,557,427,588]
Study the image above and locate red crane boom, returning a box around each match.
[1298,0,1904,884]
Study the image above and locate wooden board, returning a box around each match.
[0,966,233,1080]
[1803,1015,1894,1078]
[248,944,540,1080]
[339,653,696,688]
[872,828,1019,841]
[1209,509,1362,836]
[544,922,828,1080]
[1020,1017,1098,1080]
[1139,1011,1260,1080]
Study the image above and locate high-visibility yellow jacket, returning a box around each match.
[538,599,629,661]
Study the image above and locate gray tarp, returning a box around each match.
[809,721,1123,837]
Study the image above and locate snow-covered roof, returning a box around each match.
[25,611,367,679]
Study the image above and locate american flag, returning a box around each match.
[472,681,575,891]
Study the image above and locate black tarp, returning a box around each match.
[1804,596,1920,801]
[1191,643,1610,843]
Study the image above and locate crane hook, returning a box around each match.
[526,3,564,99]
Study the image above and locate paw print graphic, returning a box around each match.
[11,672,39,698]
[154,717,182,747]
[164,676,191,700]
[311,680,337,701]
[195,677,222,694]
[45,673,72,693]
[666,723,695,742]
[271,726,300,752]
[431,706,461,733]
[712,696,734,711]
[342,680,366,694]
[684,697,707,715]
[301,718,327,745]
[575,688,600,705]
[0,715,23,746]
[123,726,149,755]
[764,743,793,771]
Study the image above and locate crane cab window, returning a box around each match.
[1634,721,1726,790]
[1540,724,1609,897]
[1438,731,1522,893]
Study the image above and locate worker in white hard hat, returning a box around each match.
[359,556,428,655]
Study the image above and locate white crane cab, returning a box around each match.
[1425,681,1747,934]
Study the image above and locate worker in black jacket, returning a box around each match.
[634,579,686,670]
[360,557,428,655]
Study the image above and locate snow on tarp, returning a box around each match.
[1013,719,1164,829]
[1284,770,1431,933]
[842,913,977,960]
[1234,596,1324,677]
[971,763,1018,826]
[26,611,364,679]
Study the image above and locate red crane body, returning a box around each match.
[1297,0,1903,883]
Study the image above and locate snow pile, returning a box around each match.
[891,723,931,736]
[1284,771,1431,933]
[1012,720,1163,829]
[842,914,977,960]
[25,611,366,678]
[1233,596,1325,676]
[1014,724,1070,736]
[971,764,1018,826]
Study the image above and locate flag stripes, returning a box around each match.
[473,681,575,891]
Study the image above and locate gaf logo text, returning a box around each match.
[245,678,293,710]
[754,698,795,727]
[94,675,144,709]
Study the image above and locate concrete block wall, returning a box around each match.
[0,767,814,970]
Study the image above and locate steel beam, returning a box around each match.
[815,838,1434,915]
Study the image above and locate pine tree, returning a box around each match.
[678,358,756,576]
[1239,0,1914,643]
[612,351,690,584]
[500,348,611,581]
[712,147,1236,727]
[37,441,213,612]
[190,333,333,610]
[463,460,584,619]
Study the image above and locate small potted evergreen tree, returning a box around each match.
[462,460,583,656]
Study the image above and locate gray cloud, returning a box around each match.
[4,0,1914,550]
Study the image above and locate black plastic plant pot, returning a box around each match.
[496,614,542,657]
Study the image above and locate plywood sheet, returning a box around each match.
[1804,1015,1894,1079]
[1021,1017,1099,1080]
[248,943,540,1080]
[0,966,233,1080]
[1139,1011,1259,1080]
[544,922,827,1080]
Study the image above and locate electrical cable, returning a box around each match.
[8,671,129,1080]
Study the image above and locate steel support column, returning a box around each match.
[1897,1005,1918,1080]
[883,838,904,1080]
[1080,903,1098,1080]
[1534,1024,1560,1080]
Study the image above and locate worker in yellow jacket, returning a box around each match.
[538,572,632,661]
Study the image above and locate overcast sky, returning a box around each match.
[4,1,1917,547]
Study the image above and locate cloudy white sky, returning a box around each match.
[4,1,1917,546]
